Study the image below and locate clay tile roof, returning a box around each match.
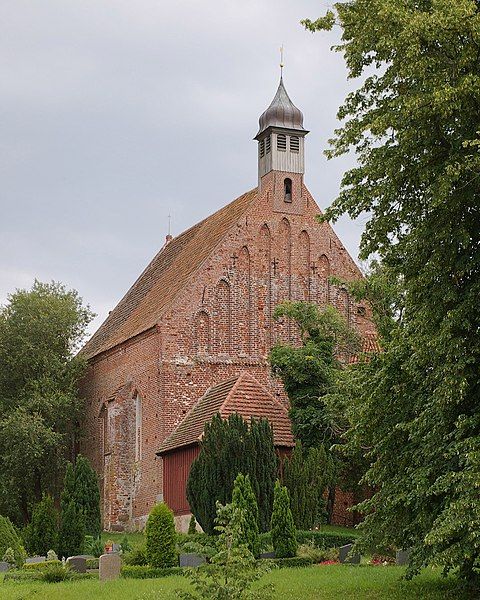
[157,372,295,455]
[81,188,257,359]
[350,332,381,364]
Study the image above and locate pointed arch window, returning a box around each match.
[284,178,292,203]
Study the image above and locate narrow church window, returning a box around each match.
[284,178,292,202]
[135,394,142,462]
[259,139,265,158]
[101,404,110,456]
[265,135,271,154]
[277,134,287,151]
[290,136,300,153]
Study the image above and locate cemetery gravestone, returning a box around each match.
[179,553,206,567]
[26,556,46,564]
[99,552,121,581]
[0,561,9,572]
[339,544,360,565]
[66,556,87,573]
[396,549,410,566]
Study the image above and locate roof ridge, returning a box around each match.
[233,371,291,418]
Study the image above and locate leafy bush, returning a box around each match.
[23,559,62,570]
[121,565,185,579]
[84,535,104,557]
[295,530,357,548]
[0,515,26,567]
[86,557,99,569]
[28,494,58,556]
[39,563,74,583]
[297,542,338,563]
[177,532,213,552]
[120,534,132,554]
[123,544,148,566]
[3,547,15,565]
[231,473,260,557]
[271,482,297,559]
[145,503,177,568]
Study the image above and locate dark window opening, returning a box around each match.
[284,178,292,203]
[277,134,287,151]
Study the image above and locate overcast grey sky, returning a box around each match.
[1,0,366,335]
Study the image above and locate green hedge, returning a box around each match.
[259,530,357,550]
[267,556,316,568]
[4,570,94,583]
[23,560,61,570]
[121,565,186,579]
[86,557,99,569]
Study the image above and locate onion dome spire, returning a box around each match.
[255,75,306,139]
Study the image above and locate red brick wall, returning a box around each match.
[80,175,375,531]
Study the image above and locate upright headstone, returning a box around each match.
[396,549,410,566]
[66,556,87,573]
[99,552,121,581]
[339,544,360,565]
[0,561,9,572]
[26,556,46,564]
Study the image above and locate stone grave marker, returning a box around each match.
[99,552,121,581]
[259,552,276,559]
[26,556,46,564]
[396,549,410,566]
[0,561,9,572]
[66,556,87,573]
[339,544,360,565]
[179,553,206,567]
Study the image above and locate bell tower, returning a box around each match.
[255,70,308,213]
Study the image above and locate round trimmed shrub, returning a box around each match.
[145,503,177,568]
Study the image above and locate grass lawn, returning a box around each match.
[0,565,468,600]
[100,530,145,547]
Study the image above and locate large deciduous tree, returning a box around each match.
[303,0,480,582]
[0,280,93,524]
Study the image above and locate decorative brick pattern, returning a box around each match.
[79,175,377,531]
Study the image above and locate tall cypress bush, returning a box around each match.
[0,515,25,566]
[283,442,333,529]
[187,413,278,535]
[58,499,85,558]
[271,481,297,558]
[73,454,101,537]
[232,473,260,557]
[28,494,58,555]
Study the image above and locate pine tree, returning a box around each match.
[73,455,101,537]
[271,481,297,559]
[187,515,197,535]
[145,503,177,568]
[187,413,278,535]
[231,473,260,558]
[28,494,58,556]
[58,499,85,558]
[0,515,25,567]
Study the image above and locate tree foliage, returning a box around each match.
[232,473,260,558]
[270,481,297,559]
[304,0,480,582]
[72,454,101,537]
[27,494,58,556]
[58,498,85,559]
[0,515,25,567]
[0,281,93,524]
[283,442,334,529]
[145,502,177,568]
[187,414,278,535]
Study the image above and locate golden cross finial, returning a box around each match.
[280,44,285,74]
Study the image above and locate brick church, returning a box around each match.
[80,74,376,531]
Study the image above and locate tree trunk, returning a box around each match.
[326,486,336,525]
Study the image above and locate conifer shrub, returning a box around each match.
[187,514,197,535]
[187,414,278,534]
[145,503,177,568]
[231,473,260,557]
[28,494,58,556]
[73,455,101,537]
[58,499,85,558]
[0,514,25,567]
[270,481,297,558]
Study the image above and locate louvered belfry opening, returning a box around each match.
[277,133,287,151]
